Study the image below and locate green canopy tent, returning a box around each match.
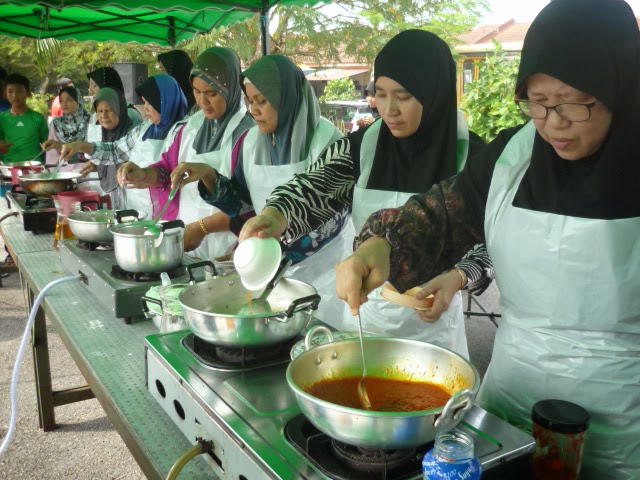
[0,0,332,52]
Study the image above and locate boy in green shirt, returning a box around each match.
[0,73,48,164]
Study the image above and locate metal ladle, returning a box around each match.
[356,311,372,410]
[142,172,188,236]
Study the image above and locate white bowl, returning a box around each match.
[233,237,281,291]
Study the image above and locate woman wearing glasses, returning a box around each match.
[335,0,640,476]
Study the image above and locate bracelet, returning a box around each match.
[453,268,467,290]
[198,218,209,235]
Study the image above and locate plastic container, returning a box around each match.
[531,399,589,480]
[422,429,482,480]
[233,237,281,291]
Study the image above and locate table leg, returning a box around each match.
[29,287,57,431]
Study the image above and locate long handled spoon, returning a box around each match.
[144,173,188,236]
[356,312,372,410]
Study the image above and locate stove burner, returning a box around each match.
[183,333,295,371]
[76,239,114,251]
[25,195,55,209]
[284,414,427,480]
[110,264,185,283]
[331,441,417,474]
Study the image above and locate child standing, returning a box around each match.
[0,74,48,164]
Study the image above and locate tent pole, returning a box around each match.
[260,0,269,56]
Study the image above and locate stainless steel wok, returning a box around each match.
[287,327,480,449]
[178,272,320,347]
[18,171,88,197]
[68,204,146,243]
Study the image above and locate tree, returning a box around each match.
[319,78,357,102]
[460,41,525,143]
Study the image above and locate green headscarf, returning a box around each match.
[191,47,252,155]
[241,54,321,166]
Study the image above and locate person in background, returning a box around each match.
[0,67,10,113]
[117,47,254,260]
[0,74,48,164]
[57,74,187,217]
[89,88,138,209]
[158,50,197,113]
[44,86,90,167]
[239,31,490,355]
[170,54,346,305]
[49,77,74,118]
[336,1,640,476]
[352,80,379,132]
[86,67,142,129]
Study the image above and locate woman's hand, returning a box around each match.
[184,222,207,252]
[117,162,147,188]
[41,139,62,152]
[79,161,96,177]
[414,269,466,322]
[60,141,92,162]
[170,163,216,191]
[238,207,287,242]
[335,236,391,315]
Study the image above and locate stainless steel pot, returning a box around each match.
[286,326,480,449]
[0,161,42,178]
[110,219,184,273]
[17,171,89,197]
[68,204,147,243]
[178,265,320,347]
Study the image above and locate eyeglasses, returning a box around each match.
[514,99,597,122]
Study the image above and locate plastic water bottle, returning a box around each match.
[422,429,482,480]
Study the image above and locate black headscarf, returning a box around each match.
[513,0,640,219]
[158,50,196,111]
[87,67,124,92]
[366,30,458,192]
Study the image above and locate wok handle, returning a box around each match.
[80,200,100,211]
[161,219,185,231]
[303,325,335,351]
[282,293,321,319]
[141,295,162,314]
[434,388,475,431]
[186,260,218,284]
[115,209,142,223]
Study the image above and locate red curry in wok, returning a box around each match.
[305,376,451,412]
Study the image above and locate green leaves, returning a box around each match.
[460,40,525,142]
[319,77,357,102]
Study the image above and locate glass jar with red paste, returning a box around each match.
[531,399,590,480]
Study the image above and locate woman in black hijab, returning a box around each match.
[158,50,196,112]
[237,30,491,354]
[337,1,640,476]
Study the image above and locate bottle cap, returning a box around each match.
[532,399,590,434]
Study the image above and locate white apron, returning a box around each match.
[480,121,640,478]
[124,123,178,218]
[345,119,468,357]
[177,110,240,260]
[243,118,347,325]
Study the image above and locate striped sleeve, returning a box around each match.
[266,136,357,244]
[455,243,494,296]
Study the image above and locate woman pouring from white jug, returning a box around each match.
[336,1,640,476]
[239,30,493,357]
[169,54,348,319]
[117,47,254,260]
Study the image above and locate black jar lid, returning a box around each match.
[532,399,590,434]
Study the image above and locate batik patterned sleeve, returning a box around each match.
[265,136,357,244]
[90,124,143,165]
[356,177,485,293]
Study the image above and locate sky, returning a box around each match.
[482,0,640,23]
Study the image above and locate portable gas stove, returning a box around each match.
[145,327,536,479]
[58,239,197,323]
[6,189,57,233]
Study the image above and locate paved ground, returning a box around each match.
[0,231,500,479]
